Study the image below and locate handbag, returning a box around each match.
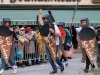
[63,42,71,51]
[65,47,73,57]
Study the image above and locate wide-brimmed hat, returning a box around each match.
[20,27,25,31]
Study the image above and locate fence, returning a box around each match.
[13,39,47,65]
[0,20,100,27]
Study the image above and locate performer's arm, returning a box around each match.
[38,9,44,25]
[70,20,77,37]
[49,24,61,37]
[49,27,61,37]
[55,32,61,37]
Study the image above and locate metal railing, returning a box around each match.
[13,39,47,65]
[0,20,99,27]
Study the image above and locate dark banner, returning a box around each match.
[0,26,13,64]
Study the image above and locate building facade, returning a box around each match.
[0,0,99,27]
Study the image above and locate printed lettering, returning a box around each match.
[1,44,8,59]
[10,0,16,3]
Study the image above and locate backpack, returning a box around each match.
[63,29,72,50]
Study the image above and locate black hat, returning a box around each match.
[80,18,89,23]
[58,22,65,28]
[80,17,89,21]
[42,14,54,25]
[3,18,11,26]
[80,18,89,27]
[42,10,55,25]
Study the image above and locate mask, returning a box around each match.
[19,31,25,35]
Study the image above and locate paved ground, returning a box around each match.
[3,53,100,75]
